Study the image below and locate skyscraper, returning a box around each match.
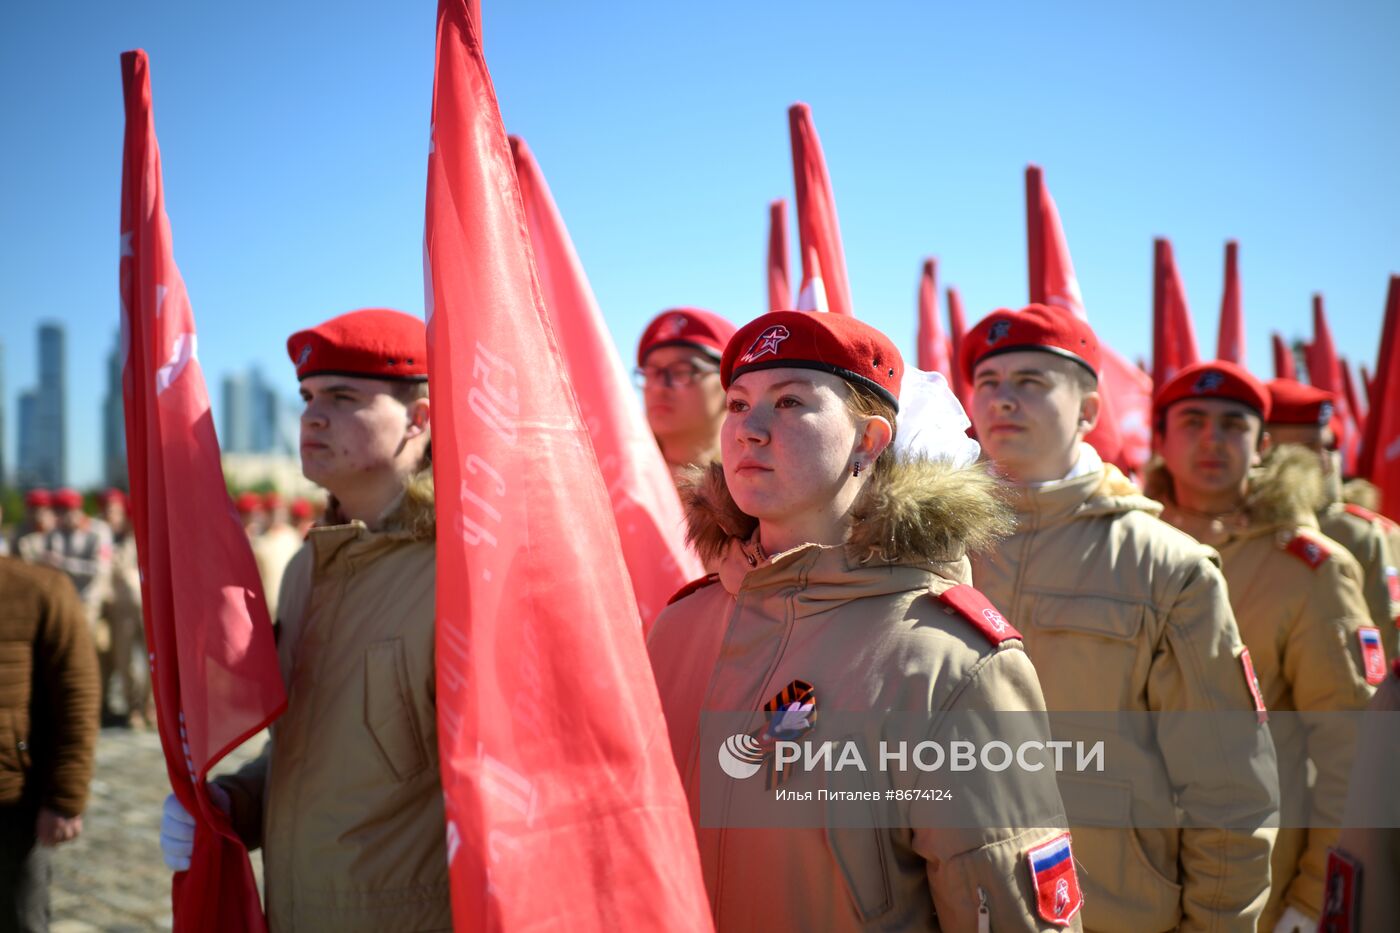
[16,323,66,488]
[222,372,252,454]
[102,332,127,488]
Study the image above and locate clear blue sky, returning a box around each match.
[2,1,1396,487]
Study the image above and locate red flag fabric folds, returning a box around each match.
[1151,237,1201,388]
[1217,240,1245,365]
[1341,358,1366,437]
[789,103,853,316]
[422,3,712,929]
[1273,332,1298,380]
[946,286,972,411]
[1307,294,1359,474]
[1361,276,1400,516]
[767,198,791,312]
[1025,165,1152,472]
[510,136,702,628]
[916,259,952,380]
[118,49,284,933]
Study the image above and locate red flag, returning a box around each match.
[1151,237,1201,387]
[118,50,284,933]
[916,259,952,380]
[1341,357,1366,435]
[767,198,791,311]
[511,136,703,628]
[1362,364,1375,409]
[1273,332,1298,380]
[946,285,972,410]
[1360,276,1400,515]
[789,103,853,315]
[1025,165,1152,472]
[1217,240,1245,365]
[423,3,712,929]
[1307,294,1359,473]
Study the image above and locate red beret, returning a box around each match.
[100,488,127,507]
[1266,379,1336,426]
[287,308,428,382]
[1155,361,1270,421]
[721,311,904,410]
[53,488,82,510]
[262,491,283,511]
[637,308,737,365]
[235,492,265,515]
[289,498,314,520]
[961,304,1100,383]
[24,489,52,508]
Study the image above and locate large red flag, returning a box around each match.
[1362,364,1375,409]
[422,3,712,928]
[916,258,952,380]
[1360,276,1400,515]
[1217,240,1245,364]
[1151,237,1201,387]
[1341,357,1366,435]
[510,136,702,629]
[1273,332,1298,380]
[118,50,285,933]
[1025,165,1153,472]
[1307,293,1359,473]
[767,198,791,311]
[946,285,972,410]
[789,103,853,315]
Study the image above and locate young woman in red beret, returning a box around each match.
[648,311,1081,932]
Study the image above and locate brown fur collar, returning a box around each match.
[679,457,1013,567]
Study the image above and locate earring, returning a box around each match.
[852,460,862,478]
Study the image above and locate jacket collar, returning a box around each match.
[1009,461,1159,526]
[308,469,435,570]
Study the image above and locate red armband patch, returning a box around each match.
[1320,847,1361,933]
[935,584,1021,645]
[1025,832,1082,926]
[1239,648,1268,723]
[1284,533,1331,569]
[667,573,719,606]
[1358,627,1386,685]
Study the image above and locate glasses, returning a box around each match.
[633,360,719,389]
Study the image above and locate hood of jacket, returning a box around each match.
[1010,461,1161,526]
[1143,443,1324,532]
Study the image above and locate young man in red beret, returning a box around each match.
[635,307,736,481]
[1267,378,1400,660]
[1148,361,1377,933]
[964,305,1278,933]
[160,308,447,932]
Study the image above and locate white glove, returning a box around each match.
[159,784,229,872]
[1271,905,1315,933]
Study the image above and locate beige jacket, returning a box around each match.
[1148,449,1376,925]
[649,459,1082,932]
[1317,500,1400,662]
[217,475,448,932]
[971,459,1279,933]
[1326,657,1400,932]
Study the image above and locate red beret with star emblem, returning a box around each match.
[636,307,737,366]
[1266,378,1337,426]
[1154,360,1271,421]
[286,308,427,382]
[961,304,1101,384]
[721,311,904,410]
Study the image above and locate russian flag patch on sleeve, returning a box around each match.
[1025,832,1082,926]
[1358,627,1386,685]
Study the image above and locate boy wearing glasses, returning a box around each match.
[634,307,736,481]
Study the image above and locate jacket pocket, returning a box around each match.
[364,639,429,783]
[1025,592,1147,642]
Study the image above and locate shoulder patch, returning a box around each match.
[667,573,719,606]
[1025,832,1083,926]
[1320,848,1361,933]
[1342,502,1380,524]
[1283,532,1331,569]
[1358,627,1386,685]
[935,584,1022,645]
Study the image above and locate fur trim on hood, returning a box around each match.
[1143,444,1324,528]
[679,457,1013,567]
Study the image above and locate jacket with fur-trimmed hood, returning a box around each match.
[1148,446,1377,925]
[217,470,448,933]
[648,457,1083,932]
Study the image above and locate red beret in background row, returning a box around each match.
[289,499,314,521]
[235,492,265,515]
[961,303,1101,383]
[636,307,737,365]
[721,310,904,410]
[1266,378,1336,426]
[100,488,127,507]
[1154,360,1271,421]
[53,488,83,510]
[287,308,428,382]
[24,489,53,508]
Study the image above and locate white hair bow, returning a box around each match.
[891,369,981,469]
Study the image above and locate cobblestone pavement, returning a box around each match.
[49,727,265,933]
